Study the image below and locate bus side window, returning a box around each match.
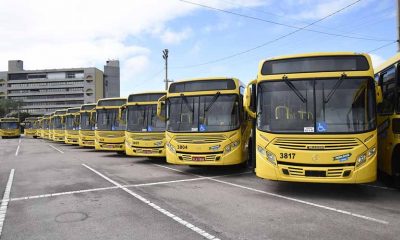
[379,66,396,115]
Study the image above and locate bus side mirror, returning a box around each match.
[119,105,126,122]
[157,95,166,121]
[61,116,65,124]
[375,85,383,104]
[244,80,256,119]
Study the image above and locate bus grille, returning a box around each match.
[175,135,226,144]
[132,134,165,141]
[272,138,360,151]
[136,149,160,154]
[97,132,124,138]
[287,167,346,177]
[180,154,218,161]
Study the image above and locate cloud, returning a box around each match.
[370,53,386,68]
[161,28,193,45]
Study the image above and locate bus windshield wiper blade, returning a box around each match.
[324,73,347,104]
[282,75,307,103]
[205,92,220,112]
[181,94,193,112]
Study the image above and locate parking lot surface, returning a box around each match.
[1,136,400,240]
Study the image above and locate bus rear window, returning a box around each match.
[169,79,236,93]
[261,56,370,75]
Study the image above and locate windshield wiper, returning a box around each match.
[324,73,347,104]
[180,94,193,112]
[205,92,220,112]
[282,75,307,103]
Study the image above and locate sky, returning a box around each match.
[0,0,396,97]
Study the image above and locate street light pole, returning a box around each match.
[162,49,169,90]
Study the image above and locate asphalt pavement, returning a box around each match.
[0,136,399,240]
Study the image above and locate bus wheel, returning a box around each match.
[117,151,125,155]
[248,138,255,172]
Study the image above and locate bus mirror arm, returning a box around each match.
[244,80,257,119]
[157,95,167,121]
[375,85,383,104]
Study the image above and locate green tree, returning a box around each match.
[0,99,24,118]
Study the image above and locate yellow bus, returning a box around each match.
[374,52,400,187]
[65,107,81,145]
[157,77,252,166]
[51,110,67,142]
[79,103,97,147]
[38,117,44,138]
[0,117,20,138]
[244,52,381,183]
[23,117,39,138]
[124,92,166,157]
[95,98,127,152]
[42,114,51,140]
[33,118,41,138]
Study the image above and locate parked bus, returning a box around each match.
[244,52,381,183]
[157,77,252,166]
[79,103,97,147]
[33,118,41,138]
[374,52,400,187]
[51,110,67,142]
[0,117,20,138]
[95,98,127,152]
[23,117,39,138]
[65,107,81,145]
[124,92,166,157]
[42,114,51,140]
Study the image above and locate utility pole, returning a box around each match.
[398,0,400,51]
[162,49,169,90]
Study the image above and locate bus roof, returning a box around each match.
[66,107,81,113]
[80,103,96,111]
[127,91,166,103]
[168,77,243,94]
[97,97,126,107]
[375,52,400,73]
[258,52,372,77]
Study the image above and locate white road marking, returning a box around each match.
[153,164,389,225]
[48,144,64,154]
[15,138,22,156]
[0,169,15,237]
[8,177,208,202]
[361,184,396,191]
[82,164,220,240]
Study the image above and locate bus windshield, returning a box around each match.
[81,112,96,130]
[96,109,125,131]
[167,94,239,132]
[257,78,376,133]
[0,122,18,129]
[53,117,63,130]
[65,115,79,130]
[127,104,165,132]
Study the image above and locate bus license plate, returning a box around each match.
[192,156,205,161]
[143,150,152,154]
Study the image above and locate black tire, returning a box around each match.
[247,138,256,173]
[117,151,125,155]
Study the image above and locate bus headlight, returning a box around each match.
[356,153,366,167]
[257,145,276,165]
[367,146,376,158]
[166,142,176,154]
[356,146,376,168]
[224,140,240,154]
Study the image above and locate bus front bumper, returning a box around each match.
[255,154,377,184]
[125,143,165,157]
[95,140,125,151]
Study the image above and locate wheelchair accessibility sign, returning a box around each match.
[316,122,327,132]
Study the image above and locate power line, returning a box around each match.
[217,0,393,40]
[174,0,369,69]
[368,40,398,53]
[179,0,393,42]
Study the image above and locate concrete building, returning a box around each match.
[0,60,120,115]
